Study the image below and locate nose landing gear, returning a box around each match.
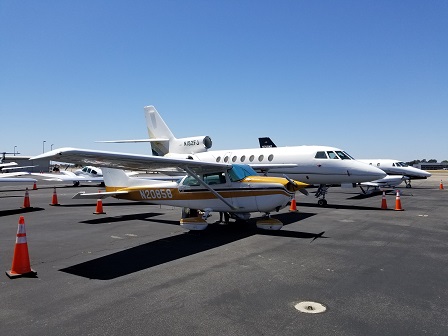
[315,184,329,206]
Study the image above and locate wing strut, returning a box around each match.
[183,166,238,210]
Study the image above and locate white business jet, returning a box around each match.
[357,159,431,188]
[31,147,310,231]
[98,106,386,206]
[259,137,415,194]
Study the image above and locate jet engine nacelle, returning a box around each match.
[169,136,212,155]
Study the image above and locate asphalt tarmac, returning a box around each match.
[1,173,447,336]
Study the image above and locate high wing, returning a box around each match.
[31,147,233,174]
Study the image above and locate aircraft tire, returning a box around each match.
[318,199,327,206]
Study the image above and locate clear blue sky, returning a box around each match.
[1,1,447,162]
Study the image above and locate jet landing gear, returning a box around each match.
[405,180,412,188]
[315,184,329,206]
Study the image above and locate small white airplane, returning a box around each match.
[31,147,310,231]
[357,159,431,188]
[0,153,37,182]
[97,106,387,206]
[357,175,408,194]
[32,165,105,186]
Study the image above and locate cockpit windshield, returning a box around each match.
[228,164,258,182]
[315,150,354,160]
[396,162,408,167]
[335,151,352,160]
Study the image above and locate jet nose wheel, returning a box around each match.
[318,199,328,206]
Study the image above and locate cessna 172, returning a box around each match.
[98,106,386,206]
[31,147,310,231]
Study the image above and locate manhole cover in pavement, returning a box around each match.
[294,301,327,314]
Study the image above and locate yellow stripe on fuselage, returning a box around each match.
[106,186,293,202]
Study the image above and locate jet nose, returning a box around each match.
[353,161,387,182]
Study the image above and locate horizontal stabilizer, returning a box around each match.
[96,138,169,143]
[72,191,129,200]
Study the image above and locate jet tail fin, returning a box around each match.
[258,137,277,148]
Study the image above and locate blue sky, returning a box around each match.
[1,1,447,162]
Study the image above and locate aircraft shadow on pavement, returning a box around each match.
[297,202,384,211]
[58,201,149,208]
[60,212,323,280]
[0,207,45,217]
[80,212,165,225]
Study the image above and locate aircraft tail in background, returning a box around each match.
[258,137,277,148]
[97,106,212,156]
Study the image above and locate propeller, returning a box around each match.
[283,174,309,196]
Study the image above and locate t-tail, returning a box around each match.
[258,137,277,148]
[96,105,213,157]
[144,106,212,156]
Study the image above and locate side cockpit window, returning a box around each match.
[315,151,328,159]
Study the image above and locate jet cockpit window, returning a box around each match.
[335,151,351,160]
[327,151,339,159]
[91,169,98,175]
[397,162,408,167]
[228,164,257,182]
[315,151,328,159]
[343,151,355,159]
[82,167,88,172]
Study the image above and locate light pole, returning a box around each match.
[43,140,46,153]
[14,146,17,156]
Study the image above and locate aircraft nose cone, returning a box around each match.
[353,161,387,182]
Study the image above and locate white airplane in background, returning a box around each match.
[0,152,37,182]
[32,165,105,186]
[97,106,386,206]
[357,175,408,194]
[357,159,431,188]
[31,147,310,231]
[259,137,413,194]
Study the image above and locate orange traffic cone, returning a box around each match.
[21,188,31,208]
[439,180,444,190]
[32,182,37,190]
[6,216,37,278]
[93,198,106,214]
[289,198,298,212]
[50,187,60,206]
[394,190,404,211]
[381,191,388,210]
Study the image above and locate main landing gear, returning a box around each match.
[315,184,329,206]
